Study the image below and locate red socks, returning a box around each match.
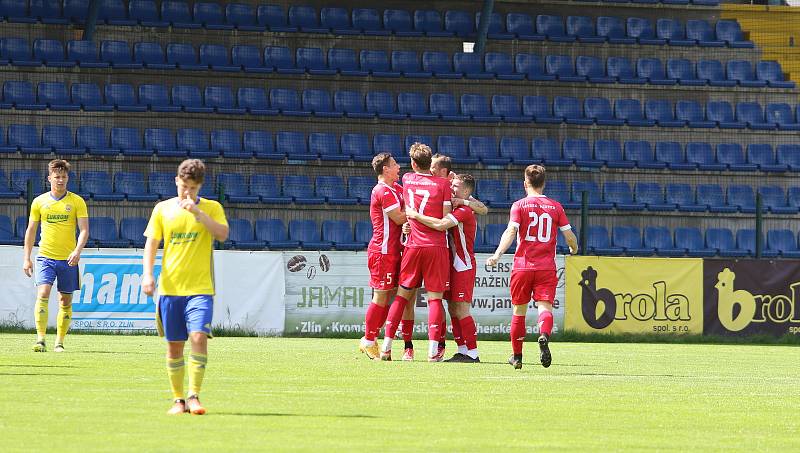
[538,310,553,337]
[383,295,408,339]
[401,319,414,342]
[451,315,464,346]
[364,303,387,341]
[511,315,526,355]
[427,298,444,342]
[460,316,477,350]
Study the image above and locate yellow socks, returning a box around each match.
[56,304,72,344]
[166,357,185,400]
[34,298,48,340]
[187,353,208,397]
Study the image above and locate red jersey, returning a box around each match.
[447,206,476,272]
[368,181,404,255]
[402,172,451,248]
[509,195,570,271]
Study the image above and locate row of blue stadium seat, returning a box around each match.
[1,38,786,87]
[3,167,799,215]
[1,125,799,172]
[575,0,717,4]
[0,1,726,43]
[3,81,799,130]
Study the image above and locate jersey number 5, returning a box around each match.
[524,212,552,243]
[407,189,430,213]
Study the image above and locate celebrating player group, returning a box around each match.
[360,143,578,368]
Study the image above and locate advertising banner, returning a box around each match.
[703,259,800,337]
[283,251,565,337]
[565,256,704,334]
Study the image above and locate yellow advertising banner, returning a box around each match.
[565,256,704,334]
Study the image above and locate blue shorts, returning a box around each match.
[35,256,80,293]
[157,295,214,342]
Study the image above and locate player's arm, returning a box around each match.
[563,228,578,255]
[142,237,159,296]
[182,201,229,241]
[67,217,89,266]
[486,224,518,266]
[405,207,456,231]
[453,196,488,216]
[22,219,39,277]
[386,206,407,226]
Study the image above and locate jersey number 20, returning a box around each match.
[524,212,552,243]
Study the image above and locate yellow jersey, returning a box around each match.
[144,197,227,296]
[30,191,88,260]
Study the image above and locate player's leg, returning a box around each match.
[381,285,415,357]
[424,248,449,362]
[32,257,56,351]
[54,259,80,352]
[508,270,534,369]
[185,295,213,415]
[360,288,391,359]
[166,340,187,415]
[536,301,553,368]
[398,289,416,360]
[446,301,479,362]
[160,296,189,414]
[447,302,464,355]
[426,290,446,361]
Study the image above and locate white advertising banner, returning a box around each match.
[0,246,285,335]
[283,251,565,337]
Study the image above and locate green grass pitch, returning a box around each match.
[0,333,798,452]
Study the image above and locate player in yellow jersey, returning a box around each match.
[141,159,228,416]
[22,159,89,353]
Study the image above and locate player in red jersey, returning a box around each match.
[406,174,480,363]
[486,165,577,370]
[381,143,452,362]
[359,153,407,360]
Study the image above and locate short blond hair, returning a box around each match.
[409,142,432,171]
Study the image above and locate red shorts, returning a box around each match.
[510,269,557,305]
[368,251,401,290]
[445,267,476,302]
[398,247,449,293]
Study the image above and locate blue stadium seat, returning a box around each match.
[352,8,387,36]
[341,134,372,162]
[322,220,363,250]
[437,135,478,164]
[257,4,295,32]
[588,225,622,255]
[129,0,166,27]
[66,40,107,68]
[226,3,263,31]
[373,134,405,163]
[255,219,299,249]
[706,228,745,257]
[544,181,571,207]
[355,220,372,245]
[635,182,674,211]
[676,100,715,128]
[737,230,768,257]
[656,18,694,46]
[594,140,633,169]
[161,0,198,28]
[500,137,535,165]
[324,48,363,76]
[334,90,371,118]
[232,45,268,73]
[552,96,590,125]
[146,172,175,199]
[687,19,724,47]
[90,217,128,248]
[134,41,174,69]
[563,138,602,167]
[613,226,653,256]
[644,227,685,257]
[515,53,554,82]
[76,126,114,156]
[99,0,133,25]
[277,131,317,161]
[105,83,146,112]
[789,187,800,209]
[296,47,335,75]
[360,49,400,77]
[101,41,140,68]
[289,219,332,250]
[321,7,357,34]
[696,59,736,87]
[576,56,614,83]
[757,61,795,88]
[81,171,124,201]
[244,131,282,160]
[172,85,211,113]
[697,184,736,212]
[33,39,73,67]
[42,125,80,155]
[288,5,327,33]
[716,143,756,171]
[767,229,800,258]
[399,92,437,120]
[30,0,66,24]
[415,9,451,37]
[225,219,265,250]
[625,140,664,169]
[667,59,705,86]
[199,44,238,71]
[205,86,244,114]
[685,142,724,171]
[115,172,157,202]
[521,95,557,124]
[384,9,421,37]
[347,176,374,204]
[145,128,183,157]
[674,227,714,257]
[430,93,466,121]
[194,2,230,30]
[777,144,800,171]
[727,185,756,213]
[506,13,544,40]
[637,58,675,85]
[216,173,257,203]
[209,129,247,159]
[727,60,767,88]
[584,97,623,126]
[1,37,39,66]
[546,55,584,82]
[461,94,499,122]
[481,11,514,39]
[573,181,612,210]
[366,91,402,120]
[250,174,291,203]
[177,128,215,158]
[491,95,527,123]
[445,10,473,37]
[607,57,645,84]
[37,82,78,111]
[597,16,635,44]
[747,144,786,172]
[310,132,348,162]
[71,82,113,111]
[485,52,522,80]
[476,179,508,208]
[316,175,357,204]
[119,217,146,248]
[111,127,149,156]
[405,135,433,155]
[567,15,604,43]
[707,101,744,129]
[736,101,773,130]
[716,20,753,48]
[9,124,48,153]
[537,14,574,42]
[646,100,684,127]
[483,223,515,252]
[264,46,303,74]
[10,169,43,196]
[766,103,800,131]
[627,17,665,45]
[0,0,34,23]
[454,52,493,79]
[666,183,705,212]
[469,136,509,166]
[604,182,644,210]
[4,81,45,109]
[531,138,570,167]
[237,87,276,116]
[615,99,654,126]
[271,88,309,117]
